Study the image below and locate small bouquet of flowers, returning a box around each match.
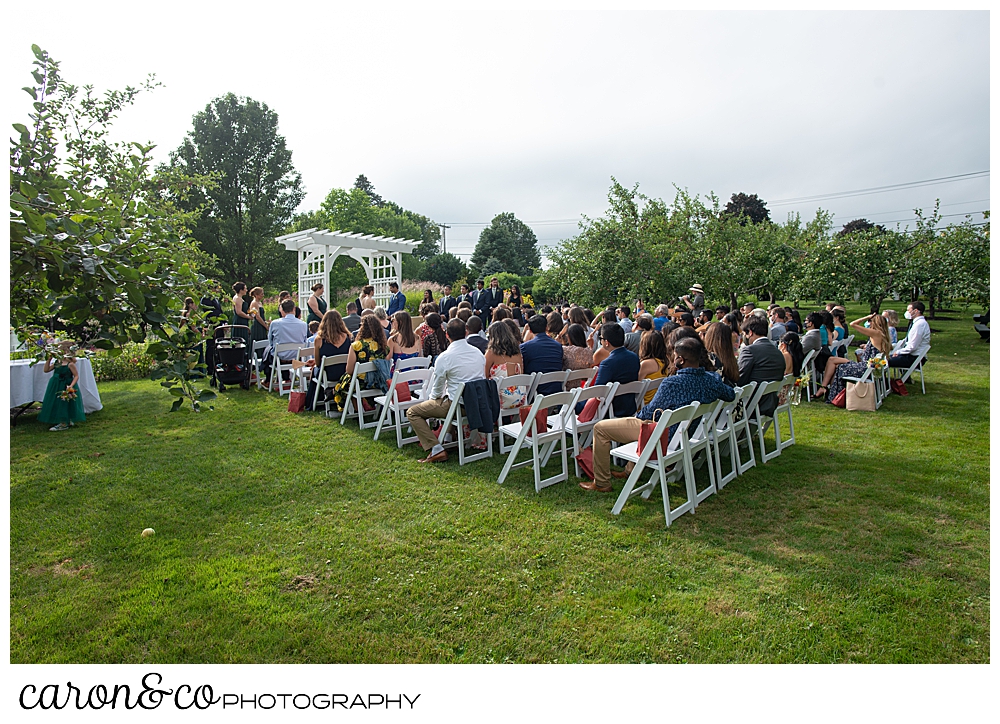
[791,369,811,406]
[59,386,78,402]
[868,356,887,371]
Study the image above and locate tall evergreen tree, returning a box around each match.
[169,93,305,288]
[469,212,541,277]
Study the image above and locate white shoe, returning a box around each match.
[49,423,69,431]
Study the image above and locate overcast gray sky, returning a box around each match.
[6,4,989,263]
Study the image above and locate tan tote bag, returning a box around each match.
[846,380,877,411]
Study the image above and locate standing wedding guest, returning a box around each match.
[680,284,705,318]
[475,277,503,328]
[358,285,377,311]
[306,283,327,324]
[422,289,435,306]
[386,281,407,316]
[248,286,270,346]
[439,284,458,318]
[38,340,85,431]
[456,283,474,306]
[230,282,252,343]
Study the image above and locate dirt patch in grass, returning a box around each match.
[28,558,92,577]
[286,575,316,591]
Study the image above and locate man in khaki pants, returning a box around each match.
[583,337,736,492]
[407,318,486,463]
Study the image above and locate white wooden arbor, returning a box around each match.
[276,228,419,309]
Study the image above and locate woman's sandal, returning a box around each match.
[814,385,828,399]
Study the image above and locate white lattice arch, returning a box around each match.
[276,228,419,309]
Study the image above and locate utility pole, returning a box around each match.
[438,223,451,255]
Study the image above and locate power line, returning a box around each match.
[833,198,990,220]
[769,170,989,206]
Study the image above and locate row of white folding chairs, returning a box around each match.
[607,373,798,528]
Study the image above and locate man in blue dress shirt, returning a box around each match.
[582,336,735,492]
[585,323,640,418]
[386,282,406,316]
[519,315,564,395]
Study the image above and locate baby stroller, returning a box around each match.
[212,325,252,391]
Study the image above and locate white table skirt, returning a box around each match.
[9,358,103,414]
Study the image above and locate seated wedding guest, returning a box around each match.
[305,309,352,410]
[818,312,894,401]
[373,305,391,333]
[492,305,511,322]
[583,337,735,492]
[343,302,362,334]
[665,325,700,370]
[584,323,640,418]
[465,315,488,354]
[653,304,671,332]
[832,307,849,351]
[703,322,739,386]
[738,315,786,417]
[779,331,805,376]
[305,320,320,346]
[421,312,449,359]
[740,301,756,318]
[769,307,788,341]
[331,315,391,411]
[540,305,554,315]
[887,301,930,371]
[547,311,565,341]
[722,312,742,350]
[695,310,714,333]
[408,319,487,463]
[715,305,730,321]
[624,314,652,354]
[882,308,899,345]
[458,300,473,310]
[520,313,564,395]
[637,330,670,406]
[677,312,695,328]
[414,303,437,342]
[485,320,525,408]
[501,317,521,341]
[263,299,308,385]
[388,311,422,366]
[617,307,633,333]
[819,310,836,347]
[801,312,825,355]
[457,308,473,324]
[562,323,596,376]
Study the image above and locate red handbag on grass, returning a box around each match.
[577,397,600,423]
[636,413,671,460]
[519,405,548,432]
[394,382,412,402]
[576,448,595,480]
[890,379,909,396]
[287,391,306,413]
[831,389,847,408]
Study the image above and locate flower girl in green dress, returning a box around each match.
[38,340,86,431]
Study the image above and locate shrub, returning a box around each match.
[91,342,157,382]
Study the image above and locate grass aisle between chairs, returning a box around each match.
[9,305,989,663]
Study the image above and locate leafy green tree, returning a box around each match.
[837,218,887,237]
[168,93,305,289]
[423,252,466,285]
[353,173,383,206]
[722,192,771,225]
[470,212,541,277]
[10,45,215,411]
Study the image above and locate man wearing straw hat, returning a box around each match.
[680,284,705,318]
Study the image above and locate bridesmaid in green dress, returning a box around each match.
[248,286,270,345]
[306,283,328,325]
[38,341,85,431]
[230,282,251,344]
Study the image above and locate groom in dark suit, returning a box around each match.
[737,315,786,417]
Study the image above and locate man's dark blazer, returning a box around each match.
[738,337,786,418]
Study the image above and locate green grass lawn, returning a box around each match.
[10,304,989,663]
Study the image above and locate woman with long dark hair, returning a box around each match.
[779,331,805,377]
[638,330,670,405]
[561,322,595,373]
[421,312,448,359]
[306,309,351,409]
[388,311,421,366]
[703,322,740,385]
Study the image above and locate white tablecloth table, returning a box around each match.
[9,358,103,414]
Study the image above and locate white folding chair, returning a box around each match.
[800,348,816,401]
[497,389,581,491]
[687,399,727,507]
[436,382,495,465]
[251,340,269,389]
[710,385,752,491]
[292,346,313,392]
[609,402,700,528]
[891,346,929,394]
[393,356,431,374]
[608,380,650,418]
[269,343,301,396]
[746,378,788,463]
[373,367,433,448]
[497,373,538,453]
[532,370,570,395]
[543,382,617,477]
[564,367,597,390]
[772,373,797,451]
[311,354,349,414]
[339,361,383,429]
[730,381,759,475]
